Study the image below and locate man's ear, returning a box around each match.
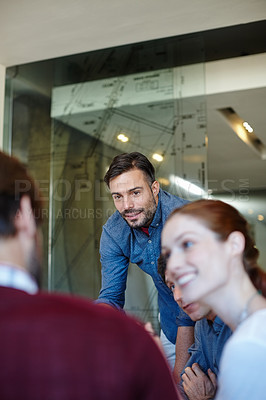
[151,180,160,196]
[14,196,36,238]
[227,231,245,257]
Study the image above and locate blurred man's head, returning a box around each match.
[158,253,215,322]
[0,151,43,286]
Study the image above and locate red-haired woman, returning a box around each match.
[162,199,266,399]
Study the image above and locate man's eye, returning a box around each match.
[166,281,175,291]
[113,195,121,201]
[132,191,140,196]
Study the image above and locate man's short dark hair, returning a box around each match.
[104,152,155,187]
[0,151,43,237]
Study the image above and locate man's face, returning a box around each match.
[109,168,159,228]
[165,271,214,322]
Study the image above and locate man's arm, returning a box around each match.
[173,326,194,383]
[96,227,129,308]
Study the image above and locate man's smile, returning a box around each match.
[122,209,143,220]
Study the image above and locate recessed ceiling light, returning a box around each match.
[258,214,264,221]
[218,108,266,160]
[243,121,253,133]
[152,153,164,162]
[117,133,129,143]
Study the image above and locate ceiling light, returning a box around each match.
[258,214,264,221]
[243,121,253,133]
[218,108,266,160]
[152,153,164,162]
[117,133,129,143]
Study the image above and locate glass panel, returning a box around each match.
[5,36,207,328]
[49,37,207,327]
[214,189,266,268]
[48,120,116,296]
[2,72,13,153]
[5,60,53,288]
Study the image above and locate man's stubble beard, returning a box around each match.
[121,193,157,229]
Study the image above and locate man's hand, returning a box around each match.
[182,363,217,400]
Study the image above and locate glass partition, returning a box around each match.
[4,36,207,328]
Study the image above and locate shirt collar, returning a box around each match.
[0,264,38,294]
[212,316,224,334]
[149,190,162,228]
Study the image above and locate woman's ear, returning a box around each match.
[227,231,245,256]
[14,196,36,238]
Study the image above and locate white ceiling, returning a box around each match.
[1,0,266,205]
[1,0,266,67]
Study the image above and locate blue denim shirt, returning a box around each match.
[98,189,194,344]
[182,316,232,376]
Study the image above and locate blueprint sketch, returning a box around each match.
[51,66,207,194]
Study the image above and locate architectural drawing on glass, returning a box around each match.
[50,64,207,327]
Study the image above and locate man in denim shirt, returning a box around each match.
[98,152,195,376]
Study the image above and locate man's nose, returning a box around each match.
[173,286,182,303]
[123,195,134,210]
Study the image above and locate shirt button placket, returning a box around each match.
[148,239,155,266]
